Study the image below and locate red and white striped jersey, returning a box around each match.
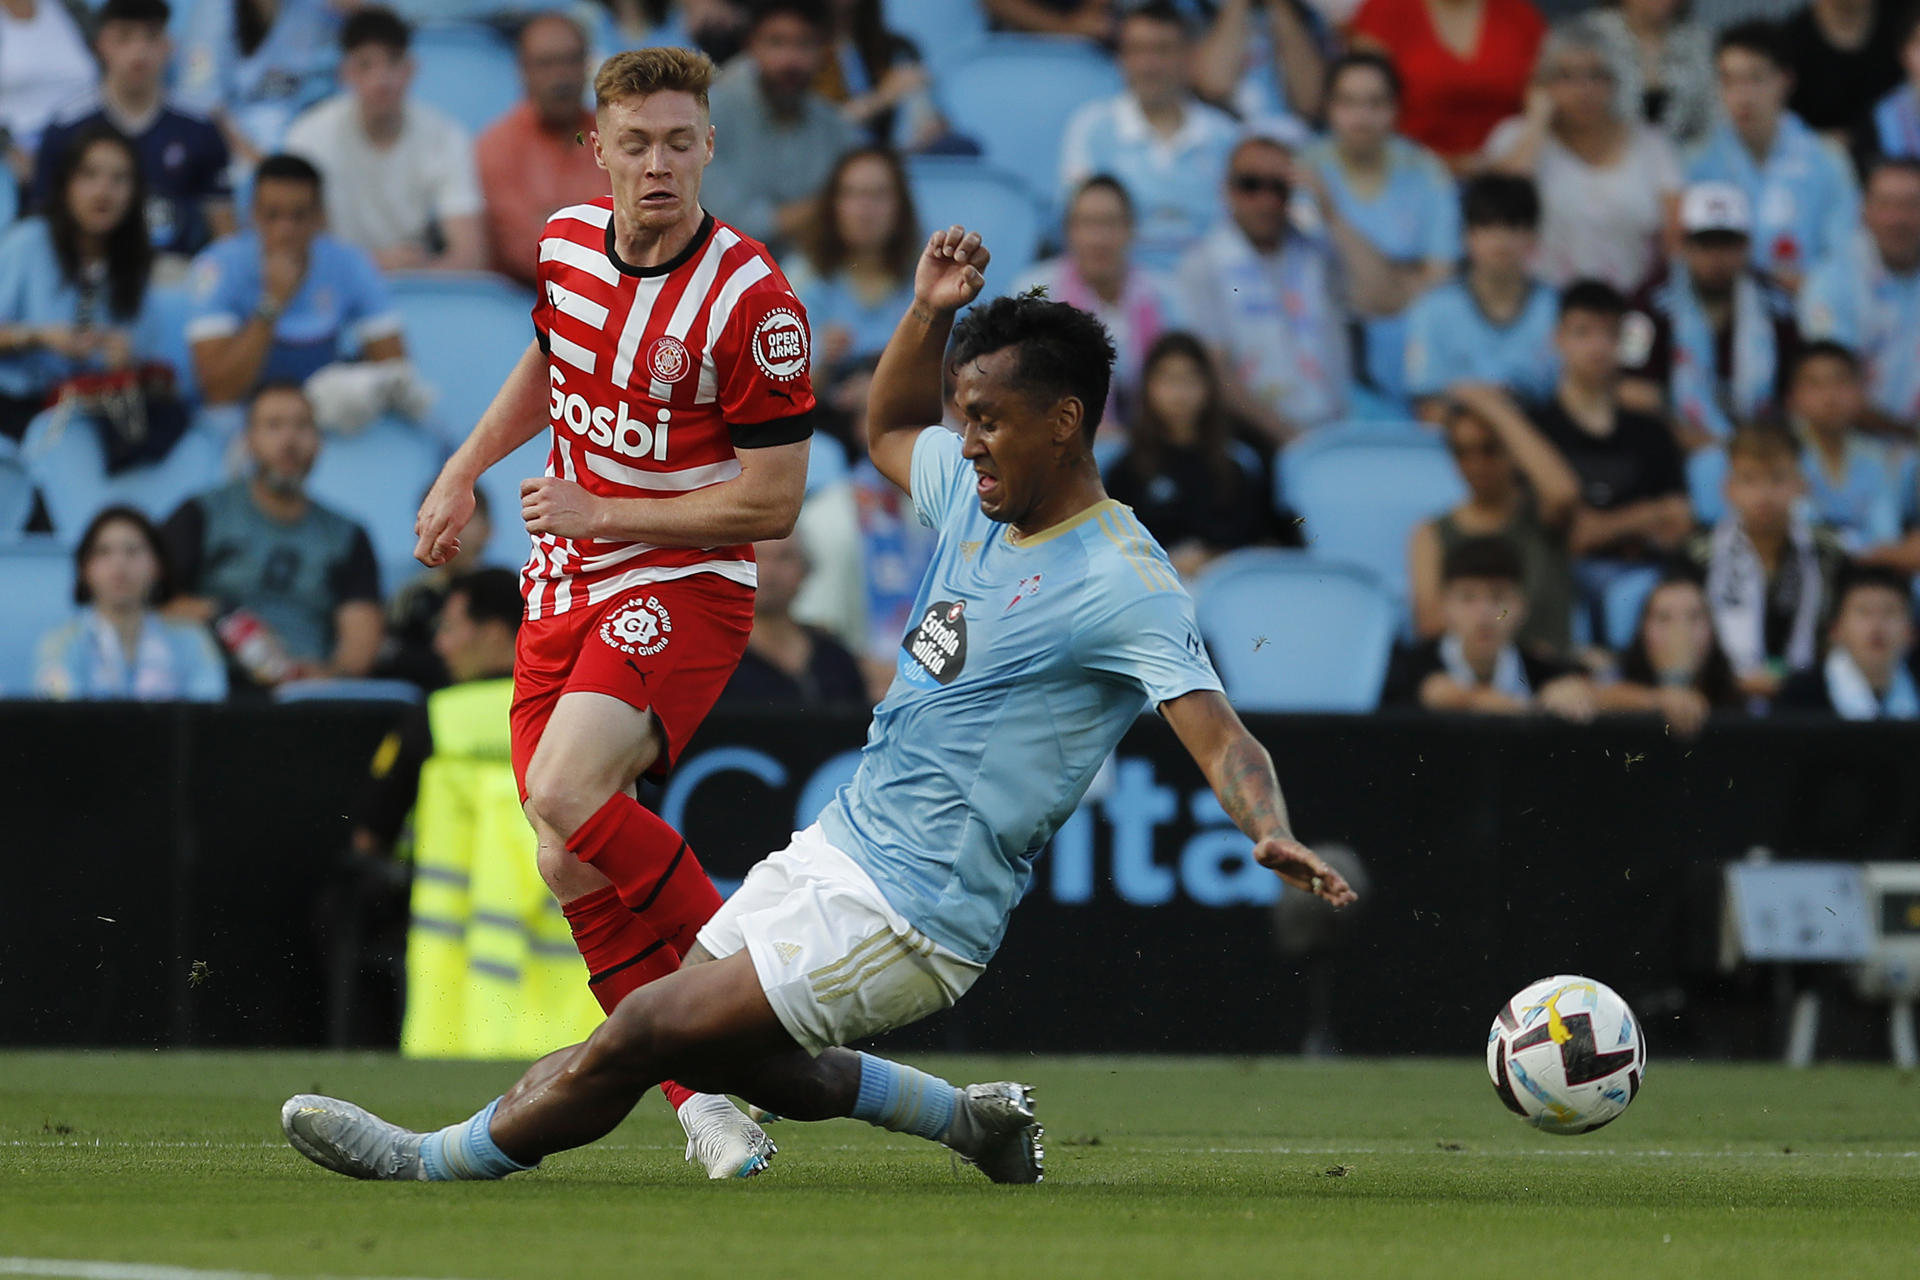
[522,199,816,619]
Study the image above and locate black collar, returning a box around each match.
[605,211,715,278]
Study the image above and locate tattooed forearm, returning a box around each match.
[1213,732,1291,842]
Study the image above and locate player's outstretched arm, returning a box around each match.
[866,226,991,494]
[1161,689,1358,907]
[414,339,551,567]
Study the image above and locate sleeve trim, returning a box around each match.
[728,407,816,449]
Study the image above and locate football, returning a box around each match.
[1487,974,1647,1134]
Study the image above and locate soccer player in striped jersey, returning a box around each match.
[407,47,816,1179]
[283,226,1358,1188]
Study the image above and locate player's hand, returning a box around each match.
[1253,837,1357,907]
[413,467,476,567]
[521,476,602,541]
[914,226,990,316]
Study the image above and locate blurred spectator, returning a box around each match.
[1782,0,1902,146]
[588,0,748,62]
[1686,423,1846,698]
[0,0,98,184]
[1775,562,1918,717]
[1483,23,1681,293]
[282,7,484,274]
[1687,21,1860,293]
[186,153,405,408]
[1410,383,1579,657]
[1798,158,1920,431]
[0,125,170,444]
[1382,533,1596,718]
[1868,8,1920,160]
[1575,0,1715,150]
[381,485,494,692]
[1103,332,1287,581]
[1592,571,1741,735]
[1347,0,1547,172]
[720,533,866,707]
[1533,280,1691,628]
[1301,52,1458,411]
[1193,0,1327,122]
[34,504,226,701]
[1619,182,1800,447]
[33,0,235,265]
[1176,123,1351,444]
[1786,341,1907,550]
[476,13,603,290]
[1015,174,1180,435]
[1404,175,1559,414]
[1058,2,1239,273]
[702,0,859,256]
[173,0,341,163]
[161,381,383,690]
[983,0,1113,39]
[785,146,919,383]
[817,0,945,151]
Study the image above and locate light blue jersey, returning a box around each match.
[1404,277,1560,402]
[1799,237,1920,425]
[818,428,1224,963]
[1685,112,1859,279]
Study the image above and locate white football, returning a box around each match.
[1487,974,1647,1135]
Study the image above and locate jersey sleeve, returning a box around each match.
[184,245,250,342]
[715,283,817,448]
[908,424,971,530]
[1075,582,1223,708]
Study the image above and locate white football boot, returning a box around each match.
[677,1092,778,1179]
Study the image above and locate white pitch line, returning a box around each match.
[0,1260,482,1280]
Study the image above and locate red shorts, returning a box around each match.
[510,573,754,797]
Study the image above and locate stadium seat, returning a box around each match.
[144,282,199,404]
[935,36,1123,220]
[1279,421,1466,620]
[0,438,38,541]
[884,0,988,73]
[1688,445,1727,526]
[906,157,1043,290]
[0,537,74,694]
[387,271,539,451]
[409,23,520,136]
[21,411,225,542]
[1602,565,1665,653]
[275,677,424,704]
[306,416,447,598]
[1192,550,1396,713]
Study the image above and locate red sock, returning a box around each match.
[566,793,724,959]
[562,887,698,1113]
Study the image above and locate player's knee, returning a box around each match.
[522,757,611,841]
[588,984,703,1078]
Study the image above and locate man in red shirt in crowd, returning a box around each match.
[412,45,815,1180]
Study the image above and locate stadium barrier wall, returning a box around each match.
[4,702,1917,1056]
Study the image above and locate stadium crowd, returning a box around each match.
[2,0,1919,728]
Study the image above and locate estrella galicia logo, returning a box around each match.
[899,599,969,687]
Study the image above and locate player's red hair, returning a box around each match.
[594,47,716,113]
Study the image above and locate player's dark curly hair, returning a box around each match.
[947,295,1116,442]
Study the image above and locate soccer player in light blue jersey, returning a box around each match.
[281,224,1357,1188]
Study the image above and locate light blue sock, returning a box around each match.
[849,1052,959,1142]
[418,1098,538,1181]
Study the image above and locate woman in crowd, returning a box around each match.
[1575,0,1715,149]
[35,504,227,701]
[173,0,343,161]
[1594,572,1742,735]
[1302,52,1459,412]
[1484,23,1681,293]
[1347,0,1547,171]
[817,0,947,151]
[1104,333,1283,581]
[785,146,921,390]
[0,124,162,442]
[0,0,95,186]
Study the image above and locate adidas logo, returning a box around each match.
[773,941,802,964]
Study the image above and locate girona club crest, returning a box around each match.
[646,335,691,384]
[599,596,673,656]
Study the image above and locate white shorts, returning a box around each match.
[696,824,984,1056]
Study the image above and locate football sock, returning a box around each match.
[849,1052,958,1143]
[418,1098,536,1181]
[561,886,697,1114]
[567,793,723,959]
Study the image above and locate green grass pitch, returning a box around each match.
[3,1051,1917,1280]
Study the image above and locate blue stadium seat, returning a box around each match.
[906,157,1042,291]
[0,537,74,694]
[21,411,226,542]
[1279,421,1466,619]
[409,23,520,135]
[935,36,1122,219]
[1192,550,1396,713]
[144,281,199,403]
[275,677,423,704]
[1688,445,1727,526]
[306,416,447,598]
[387,271,539,451]
[884,0,988,72]
[0,438,38,541]
[1603,565,1665,652]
